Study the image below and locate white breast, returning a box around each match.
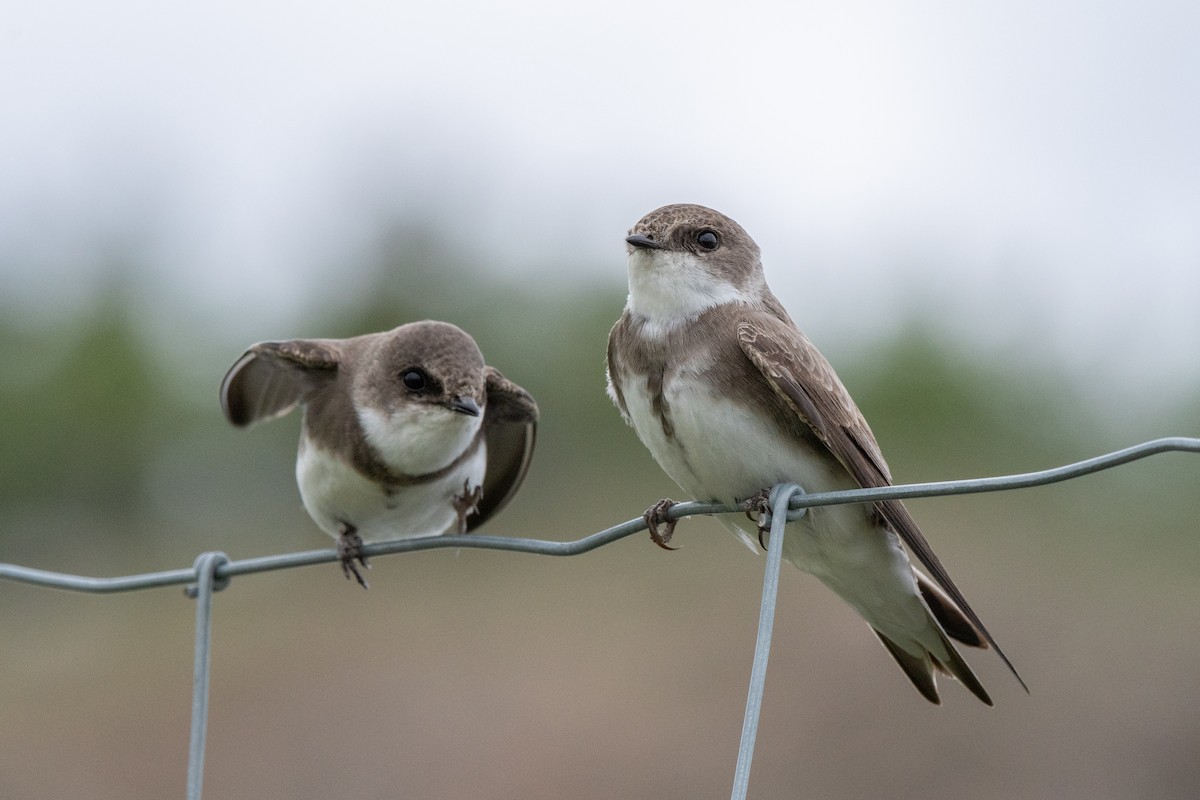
[621,364,931,632]
[622,359,883,557]
[296,437,487,542]
[620,362,852,502]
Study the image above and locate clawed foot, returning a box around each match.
[740,489,773,550]
[338,528,370,589]
[453,480,485,535]
[643,498,680,550]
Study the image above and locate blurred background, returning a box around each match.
[2,1,1198,798]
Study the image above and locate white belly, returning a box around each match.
[620,367,923,626]
[295,439,487,542]
[622,369,856,503]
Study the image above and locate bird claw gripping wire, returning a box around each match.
[337,529,371,590]
[642,498,680,550]
[744,485,808,550]
[739,489,774,550]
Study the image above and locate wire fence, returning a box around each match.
[2,436,1199,800]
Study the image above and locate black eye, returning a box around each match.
[696,230,719,251]
[401,369,429,392]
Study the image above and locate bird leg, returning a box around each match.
[337,525,370,589]
[453,480,484,535]
[740,489,773,550]
[643,498,680,550]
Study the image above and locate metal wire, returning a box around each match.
[187,552,228,800]
[730,483,805,800]
[2,436,1198,800]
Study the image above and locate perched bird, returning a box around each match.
[221,320,538,587]
[606,203,1023,704]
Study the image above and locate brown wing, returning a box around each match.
[605,314,632,422]
[738,314,1026,690]
[219,339,343,427]
[467,366,539,532]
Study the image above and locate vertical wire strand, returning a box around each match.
[731,484,804,800]
[186,552,228,800]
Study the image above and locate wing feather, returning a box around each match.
[220,339,342,427]
[737,315,1027,691]
[468,366,539,531]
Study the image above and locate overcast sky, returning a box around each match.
[2,0,1198,391]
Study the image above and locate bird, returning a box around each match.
[606,203,1023,704]
[221,319,538,587]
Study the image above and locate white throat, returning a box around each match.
[625,249,747,338]
[357,402,482,475]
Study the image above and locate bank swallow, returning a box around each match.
[607,203,1023,704]
[222,320,538,587]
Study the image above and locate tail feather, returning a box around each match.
[874,632,941,704]
[873,626,993,706]
[916,571,986,648]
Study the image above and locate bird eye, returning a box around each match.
[696,230,720,251]
[401,369,429,391]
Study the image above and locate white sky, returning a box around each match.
[2,0,1198,389]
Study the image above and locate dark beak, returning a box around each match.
[448,396,481,417]
[626,233,666,250]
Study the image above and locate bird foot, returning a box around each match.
[337,528,371,589]
[741,489,773,550]
[453,480,484,535]
[643,498,681,550]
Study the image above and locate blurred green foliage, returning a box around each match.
[844,324,1094,474]
[1,285,171,517]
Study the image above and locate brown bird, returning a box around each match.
[607,203,1024,703]
[222,320,538,587]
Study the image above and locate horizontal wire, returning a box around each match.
[1,436,1198,595]
[777,435,1200,511]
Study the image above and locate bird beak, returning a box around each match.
[626,233,666,250]
[448,396,481,417]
